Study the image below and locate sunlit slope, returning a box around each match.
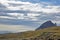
[0,26,60,39]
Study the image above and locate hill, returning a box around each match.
[0,26,60,40]
[36,21,57,30]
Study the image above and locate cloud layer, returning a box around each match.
[0,0,60,32]
[0,0,60,21]
[0,24,35,32]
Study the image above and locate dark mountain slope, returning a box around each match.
[36,21,57,30]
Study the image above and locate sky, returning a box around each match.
[0,0,60,33]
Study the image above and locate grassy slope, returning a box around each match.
[0,26,60,39]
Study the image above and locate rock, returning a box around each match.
[36,21,57,30]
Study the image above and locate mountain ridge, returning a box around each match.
[36,21,57,30]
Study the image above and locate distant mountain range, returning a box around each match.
[0,31,11,34]
[36,21,57,30]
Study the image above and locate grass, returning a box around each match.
[0,26,60,40]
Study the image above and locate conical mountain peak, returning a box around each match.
[36,21,57,30]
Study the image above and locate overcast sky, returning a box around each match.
[0,0,60,33]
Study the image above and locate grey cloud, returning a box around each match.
[0,10,39,13]
[0,18,40,27]
[8,3,25,7]
[35,13,56,22]
[0,3,7,10]
[0,3,41,13]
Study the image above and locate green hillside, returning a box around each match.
[0,26,60,40]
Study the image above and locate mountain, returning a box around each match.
[36,21,57,30]
[0,31,11,34]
